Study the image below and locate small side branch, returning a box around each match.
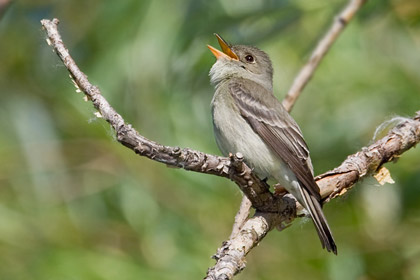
[282,0,368,112]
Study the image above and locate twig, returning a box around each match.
[282,0,368,112]
[41,17,420,280]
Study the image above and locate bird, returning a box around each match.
[207,34,337,254]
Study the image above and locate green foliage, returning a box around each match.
[0,0,420,279]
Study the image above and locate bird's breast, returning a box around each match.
[211,85,278,179]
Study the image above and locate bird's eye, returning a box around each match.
[245,55,254,63]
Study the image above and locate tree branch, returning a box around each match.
[41,14,420,280]
[282,0,368,112]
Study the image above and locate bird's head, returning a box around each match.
[208,34,273,91]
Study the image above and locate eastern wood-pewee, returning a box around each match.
[208,34,337,254]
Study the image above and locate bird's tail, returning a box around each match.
[299,186,337,254]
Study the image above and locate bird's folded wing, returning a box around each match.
[229,79,321,200]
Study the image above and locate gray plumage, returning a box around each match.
[209,42,337,254]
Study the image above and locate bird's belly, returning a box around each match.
[212,101,278,179]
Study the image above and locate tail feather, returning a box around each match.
[299,186,337,254]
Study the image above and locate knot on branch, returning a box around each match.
[229,152,243,167]
[337,16,348,26]
[229,152,248,178]
[182,150,206,169]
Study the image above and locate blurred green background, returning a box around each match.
[1,0,420,279]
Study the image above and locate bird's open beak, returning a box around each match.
[207,33,239,60]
